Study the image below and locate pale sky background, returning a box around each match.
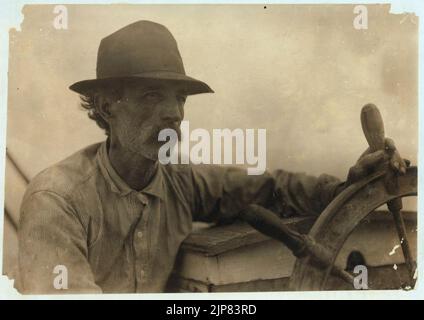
[2,3,419,286]
[6,4,418,184]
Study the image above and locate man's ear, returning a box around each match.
[95,95,113,121]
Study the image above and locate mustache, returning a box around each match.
[158,121,180,132]
[156,122,182,139]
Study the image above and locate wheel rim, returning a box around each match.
[289,166,417,290]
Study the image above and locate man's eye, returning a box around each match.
[178,95,187,104]
[143,92,162,100]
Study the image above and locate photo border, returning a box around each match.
[0,0,421,300]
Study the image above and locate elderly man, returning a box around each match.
[18,20,405,294]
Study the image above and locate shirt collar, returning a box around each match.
[97,140,164,200]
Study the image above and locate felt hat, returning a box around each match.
[70,20,213,95]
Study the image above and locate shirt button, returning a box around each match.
[137,231,143,238]
[138,195,148,205]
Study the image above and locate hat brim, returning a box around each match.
[69,71,214,96]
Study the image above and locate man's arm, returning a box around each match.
[271,169,343,217]
[189,165,343,223]
[18,191,102,294]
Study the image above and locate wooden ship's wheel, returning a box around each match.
[289,166,417,290]
[241,104,417,290]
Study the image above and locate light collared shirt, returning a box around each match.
[18,141,342,293]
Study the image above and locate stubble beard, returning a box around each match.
[119,124,181,161]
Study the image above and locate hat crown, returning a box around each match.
[69,20,213,96]
[96,20,186,79]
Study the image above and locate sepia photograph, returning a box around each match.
[1,3,419,297]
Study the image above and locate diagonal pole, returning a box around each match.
[388,198,416,286]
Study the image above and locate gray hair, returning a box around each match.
[79,82,126,136]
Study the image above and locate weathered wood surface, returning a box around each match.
[181,210,416,257]
[173,210,416,290]
[181,217,315,256]
[169,264,413,293]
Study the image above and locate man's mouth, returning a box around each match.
[157,122,181,138]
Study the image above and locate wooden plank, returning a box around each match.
[175,238,297,285]
[181,210,416,257]
[181,217,315,256]
[175,210,416,287]
[171,264,412,292]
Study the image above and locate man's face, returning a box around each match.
[106,80,187,160]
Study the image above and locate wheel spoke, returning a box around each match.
[330,266,354,286]
[388,199,416,286]
[327,265,374,290]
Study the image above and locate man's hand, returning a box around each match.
[346,137,411,186]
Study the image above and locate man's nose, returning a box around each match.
[160,98,184,122]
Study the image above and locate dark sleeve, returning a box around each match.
[18,191,102,294]
[271,170,344,217]
[190,165,343,222]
